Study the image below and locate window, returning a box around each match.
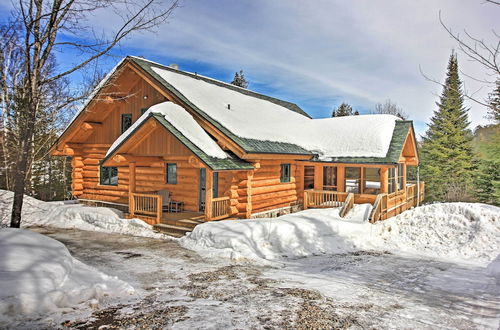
[280,164,291,183]
[388,167,397,193]
[140,108,148,116]
[345,167,361,193]
[121,113,132,133]
[363,168,381,194]
[304,166,315,190]
[397,163,405,191]
[323,166,337,191]
[213,172,219,198]
[100,166,118,186]
[166,163,177,184]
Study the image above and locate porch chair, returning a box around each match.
[157,189,170,212]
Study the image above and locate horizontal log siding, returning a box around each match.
[243,160,298,216]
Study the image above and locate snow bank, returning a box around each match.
[0,228,134,318]
[151,66,398,159]
[0,190,165,239]
[180,203,500,265]
[106,102,227,159]
[487,255,500,283]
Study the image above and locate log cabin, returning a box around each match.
[50,56,424,236]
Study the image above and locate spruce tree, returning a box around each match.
[420,52,474,202]
[332,102,356,117]
[230,70,249,88]
[487,79,500,123]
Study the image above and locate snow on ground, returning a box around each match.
[0,228,134,323]
[0,190,165,239]
[180,203,500,266]
[151,65,397,159]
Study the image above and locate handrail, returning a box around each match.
[369,193,384,223]
[339,193,354,217]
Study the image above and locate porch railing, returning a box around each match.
[209,196,231,221]
[370,182,425,223]
[303,190,348,209]
[339,193,354,217]
[129,192,162,224]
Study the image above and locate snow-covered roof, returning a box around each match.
[149,65,398,159]
[106,102,228,159]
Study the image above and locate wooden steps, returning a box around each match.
[153,216,207,237]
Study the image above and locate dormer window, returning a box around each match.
[121,113,132,133]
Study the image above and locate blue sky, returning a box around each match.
[1,0,498,137]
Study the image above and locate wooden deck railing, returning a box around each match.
[369,182,425,223]
[303,190,348,209]
[129,192,162,224]
[209,196,231,221]
[339,193,354,217]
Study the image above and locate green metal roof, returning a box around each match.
[103,113,254,171]
[129,56,312,156]
[321,121,413,164]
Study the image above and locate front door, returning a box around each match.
[199,168,206,211]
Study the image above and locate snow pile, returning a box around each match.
[0,190,165,239]
[151,65,397,159]
[106,102,228,159]
[0,228,134,318]
[487,255,500,283]
[180,203,500,265]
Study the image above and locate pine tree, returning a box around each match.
[332,102,357,117]
[230,70,249,88]
[487,79,500,123]
[473,159,500,206]
[420,52,474,202]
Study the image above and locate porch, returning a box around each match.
[303,181,425,222]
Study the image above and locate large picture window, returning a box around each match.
[121,113,132,133]
[388,167,397,193]
[100,166,118,186]
[304,166,315,190]
[280,164,291,183]
[166,163,177,184]
[345,167,361,193]
[323,166,337,191]
[397,163,405,191]
[363,168,381,194]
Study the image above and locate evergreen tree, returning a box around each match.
[332,102,358,117]
[420,52,474,202]
[230,70,249,88]
[487,79,500,123]
[473,159,500,206]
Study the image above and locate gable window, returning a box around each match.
[100,166,118,186]
[304,166,315,190]
[363,168,381,194]
[345,167,361,194]
[280,164,291,183]
[166,163,177,184]
[213,172,219,198]
[121,113,132,133]
[323,166,337,191]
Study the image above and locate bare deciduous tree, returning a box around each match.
[373,99,408,120]
[6,0,179,228]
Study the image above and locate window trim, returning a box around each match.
[121,113,132,133]
[100,166,118,186]
[165,163,177,184]
[280,164,291,183]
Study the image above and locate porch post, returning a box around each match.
[205,168,213,220]
[128,161,136,216]
[337,166,345,192]
[380,167,388,193]
[313,164,323,190]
